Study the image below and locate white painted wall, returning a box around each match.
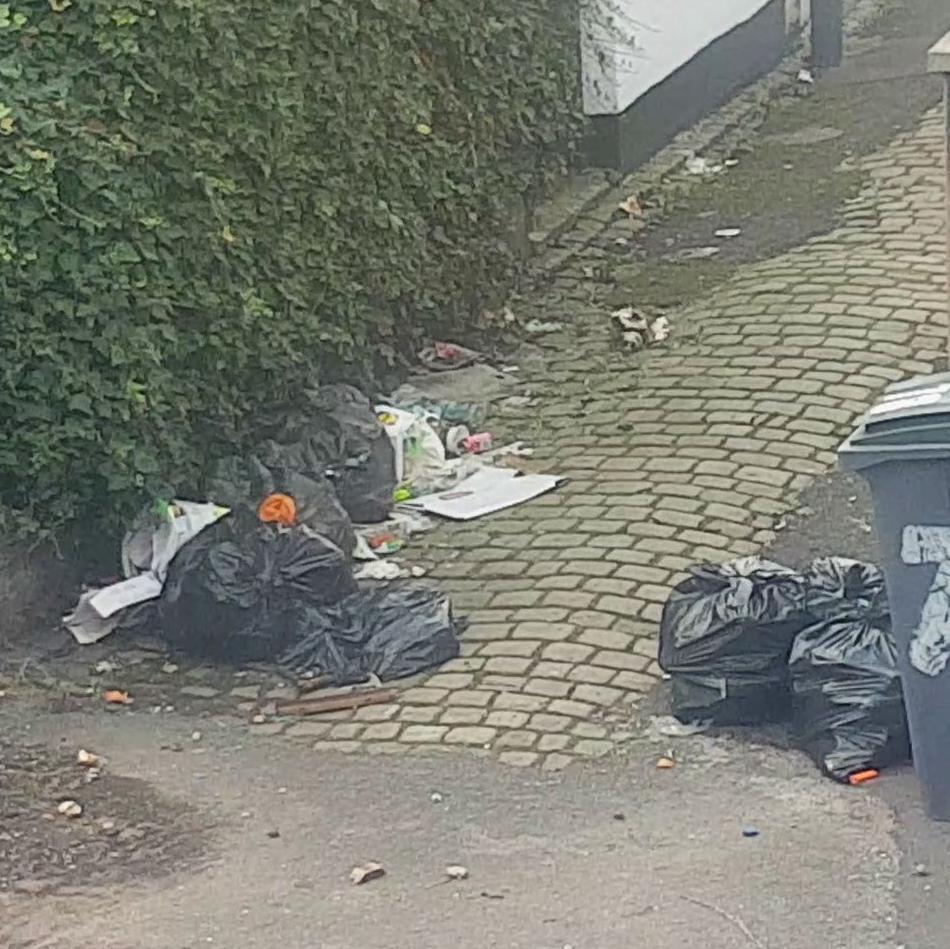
[582,0,792,116]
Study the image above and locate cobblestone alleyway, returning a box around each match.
[275,106,949,767]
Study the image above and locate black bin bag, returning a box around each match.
[281,384,396,524]
[790,558,910,781]
[279,586,463,686]
[208,448,356,559]
[159,513,356,663]
[659,558,810,724]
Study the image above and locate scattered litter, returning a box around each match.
[355,561,407,582]
[618,194,643,217]
[647,715,710,739]
[650,315,671,344]
[445,425,470,456]
[524,319,563,334]
[610,307,671,352]
[790,559,909,782]
[724,158,739,168]
[161,662,179,674]
[445,865,469,881]
[266,829,281,839]
[462,432,492,454]
[797,67,815,84]
[191,731,202,742]
[430,791,444,804]
[76,749,102,768]
[913,863,931,878]
[656,756,676,769]
[93,660,119,675]
[848,769,880,786]
[742,826,760,838]
[405,466,563,520]
[376,404,450,492]
[685,155,718,176]
[613,812,626,821]
[103,690,133,706]
[355,510,434,561]
[65,501,229,644]
[350,862,386,886]
[714,228,742,238]
[418,341,480,372]
[57,800,83,818]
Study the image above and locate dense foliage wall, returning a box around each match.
[0,0,581,534]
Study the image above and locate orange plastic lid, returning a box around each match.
[258,493,297,526]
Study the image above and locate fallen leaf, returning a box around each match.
[350,862,386,885]
[103,690,133,705]
[415,123,432,136]
[656,756,676,769]
[446,865,469,880]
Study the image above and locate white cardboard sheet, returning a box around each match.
[406,466,563,520]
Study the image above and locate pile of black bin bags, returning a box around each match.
[157,384,463,686]
[659,556,910,782]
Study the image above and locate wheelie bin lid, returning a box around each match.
[839,373,950,471]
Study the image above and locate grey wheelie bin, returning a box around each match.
[840,373,950,820]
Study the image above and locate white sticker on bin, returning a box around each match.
[902,525,950,676]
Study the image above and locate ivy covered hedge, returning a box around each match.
[0,0,581,535]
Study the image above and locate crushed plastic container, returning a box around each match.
[839,372,950,819]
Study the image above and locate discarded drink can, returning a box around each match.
[462,432,492,454]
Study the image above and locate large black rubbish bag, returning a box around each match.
[282,384,396,524]
[207,450,356,558]
[159,514,357,663]
[659,558,810,724]
[279,586,463,686]
[790,558,910,782]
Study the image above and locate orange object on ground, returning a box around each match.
[103,690,133,705]
[258,493,297,526]
[848,769,880,786]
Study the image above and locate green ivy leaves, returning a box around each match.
[0,0,581,538]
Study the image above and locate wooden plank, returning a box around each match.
[276,687,398,717]
[929,31,950,75]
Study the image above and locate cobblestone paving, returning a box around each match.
[258,109,947,768]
